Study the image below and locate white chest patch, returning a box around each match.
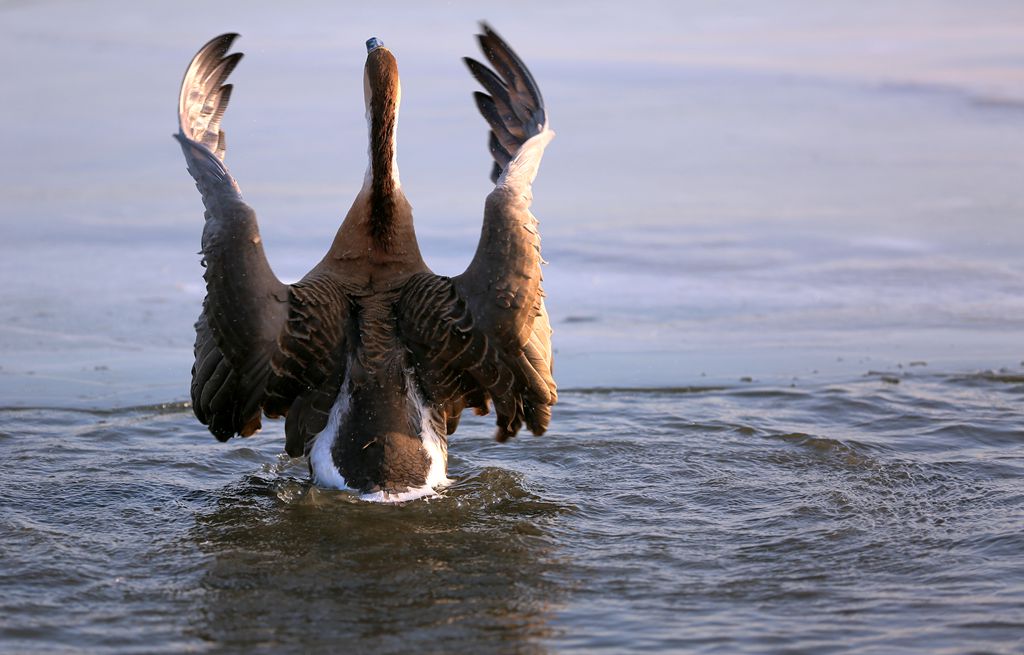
[308,383,350,492]
[307,374,451,503]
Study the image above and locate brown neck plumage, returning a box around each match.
[365,48,400,250]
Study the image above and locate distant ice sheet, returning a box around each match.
[1,1,1023,406]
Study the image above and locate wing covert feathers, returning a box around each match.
[271,276,350,457]
[265,276,350,419]
[399,274,555,442]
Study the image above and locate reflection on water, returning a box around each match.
[189,470,569,652]
[1,375,1023,653]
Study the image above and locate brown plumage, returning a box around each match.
[174,26,556,499]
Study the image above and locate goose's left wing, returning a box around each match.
[176,34,350,452]
[398,23,556,442]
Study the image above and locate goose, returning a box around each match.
[174,24,556,502]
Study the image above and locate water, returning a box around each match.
[2,1,1024,653]
[3,375,1022,653]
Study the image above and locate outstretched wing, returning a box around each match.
[176,34,348,449]
[399,24,556,442]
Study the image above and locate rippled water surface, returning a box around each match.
[2,373,1023,653]
[3,0,1024,653]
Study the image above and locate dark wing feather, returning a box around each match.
[448,23,557,440]
[399,273,549,442]
[267,274,351,456]
[463,22,548,183]
[283,380,344,458]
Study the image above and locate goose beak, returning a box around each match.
[366,37,384,53]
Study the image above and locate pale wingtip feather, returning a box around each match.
[177,33,242,145]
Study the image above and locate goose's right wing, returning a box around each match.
[455,24,556,439]
[399,24,556,442]
[177,34,349,448]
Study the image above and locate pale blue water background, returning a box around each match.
[1,2,1023,653]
